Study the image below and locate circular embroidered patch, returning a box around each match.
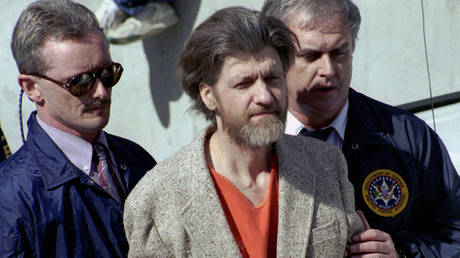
[362,169,409,217]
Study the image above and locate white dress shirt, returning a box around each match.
[285,100,349,149]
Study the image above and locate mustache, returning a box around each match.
[310,82,334,91]
[248,104,284,117]
[310,77,338,90]
[83,98,111,111]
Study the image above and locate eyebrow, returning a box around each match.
[227,73,255,86]
[296,42,350,56]
[264,69,283,78]
[228,66,283,86]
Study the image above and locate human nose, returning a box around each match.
[318,54,335,77]
[253,80,274,105]
[92,78,110,98]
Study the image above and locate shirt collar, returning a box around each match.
[36,115,108,176]
[329,100,348,141]
[284,99,349,142]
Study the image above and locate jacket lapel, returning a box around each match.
[105,133,155,192]
[181,130,242,257]
[27,112,82,190]
[182,180,242,257]
[180,131,318,256]
[276,135,317,257]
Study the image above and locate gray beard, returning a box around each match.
[228,115,285,150]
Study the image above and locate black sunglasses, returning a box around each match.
[29,62,123,97]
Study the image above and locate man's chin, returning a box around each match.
[82,110,110,121]
[80,117,109,132]
[240,116,285,148]
[250,113,284,128]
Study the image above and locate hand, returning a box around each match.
[347,210,398,258]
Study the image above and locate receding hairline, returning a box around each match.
[38,29,109,72]
[286,9,351,34]
[43,28,107,45]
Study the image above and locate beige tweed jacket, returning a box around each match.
[124,128,364,257]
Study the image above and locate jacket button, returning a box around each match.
[351,143,359,150]
[120,164,128,170]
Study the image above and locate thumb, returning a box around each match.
[357,210,371,230]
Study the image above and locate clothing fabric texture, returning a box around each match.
[114,0,172,16]
[0,112,156,258]
[124,127,364,257]
[0,124,11,163]
[344,88,460,257]
[210,160,279,258]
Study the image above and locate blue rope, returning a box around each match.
[19,89,26,144]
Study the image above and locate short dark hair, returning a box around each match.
[177,6,296,122]
[11,0,105,75]
[262,0,361,50]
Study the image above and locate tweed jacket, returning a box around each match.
[124,128,364,257]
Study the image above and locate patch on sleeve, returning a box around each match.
[362,169,408,217]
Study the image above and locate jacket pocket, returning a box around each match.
[308,219,343,257]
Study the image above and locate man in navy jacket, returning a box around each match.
[263,0,460,257]
[0,0,155,257]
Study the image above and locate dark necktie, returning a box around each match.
[93,143,123,202]
[299,127,334,142]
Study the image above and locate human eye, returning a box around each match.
[333,50,344,56]
[332,49,346,57]
[234,80,252,89]
[68,74,85,85]
[233,75,255,89]
[69,72,94,87]
[299,51,321,62]
[265,73,282,82]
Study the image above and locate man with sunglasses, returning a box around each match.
[0,0,155,257]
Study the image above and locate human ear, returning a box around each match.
[199,83,217,111]
[18,74,43,103]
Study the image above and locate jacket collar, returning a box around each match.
[343,88,395,169]
[26,112,151,197]
[179,127,241,256]
[345,88,389,146]
[104,133,152,193]
[181,128,315,256]
[25,112,82,190]
[275,134,316,256]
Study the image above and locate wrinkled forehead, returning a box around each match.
[40,30,111,74]
[287,7,351,35]
[219,48,283,77]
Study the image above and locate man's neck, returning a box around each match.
[206,129,273,206]
[36,109,99,143]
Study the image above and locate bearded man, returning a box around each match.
[123,6,364,257]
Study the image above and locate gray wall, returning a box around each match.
[0,0,458,167]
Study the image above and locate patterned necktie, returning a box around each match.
[299,127,334,142]
[93,143,122,202]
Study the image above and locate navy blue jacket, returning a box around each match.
[0,113,156,258]
[343,88,460,257]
